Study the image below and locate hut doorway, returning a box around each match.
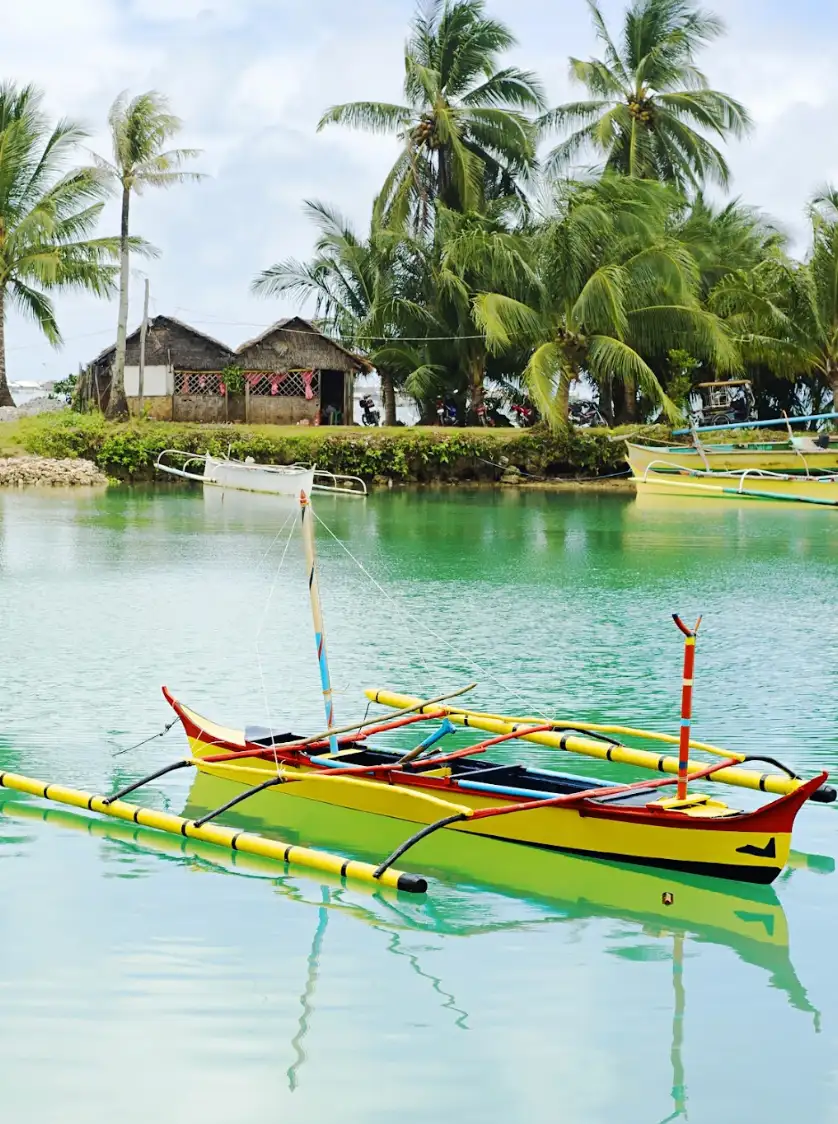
[320,369,345,425]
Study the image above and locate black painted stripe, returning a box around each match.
[468,831,782,885]
[606,746,614,761]
[133,808,141,823]
[43,784,53,800]
[340,860,349,878]
[0,773,6,788]
[658,755,667,773]
[88,796,96,810]
[231,832,243,851]
[759,774,768,792]
[560,735,568,750]
[181,822,188,836]
[284,846,292,863]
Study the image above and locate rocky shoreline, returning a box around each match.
[0,456,108,487]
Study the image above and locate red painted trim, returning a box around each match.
[161,688,826,835]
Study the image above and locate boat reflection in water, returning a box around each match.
[2,776,829,1115]
[182,771,824,1016]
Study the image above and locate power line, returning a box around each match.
[174,307,489,343]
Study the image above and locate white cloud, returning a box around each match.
[2,0,838,381]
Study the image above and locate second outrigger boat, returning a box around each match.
[156,492,833,887]
[626,408,838,506]
[156,448,367,497]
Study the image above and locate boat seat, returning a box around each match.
[444,764,526,783]
[592,788,659,807]
[245,725,306,748]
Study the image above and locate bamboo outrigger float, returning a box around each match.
[0,768,426,893]
[152,491,833,888]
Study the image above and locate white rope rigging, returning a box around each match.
[311,508,552,724]
[253,506,299,774]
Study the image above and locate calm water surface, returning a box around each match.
[2,485,838,1124]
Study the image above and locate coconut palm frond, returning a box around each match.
[543,0,750,191]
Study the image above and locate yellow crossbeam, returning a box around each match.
[366,690,804,800]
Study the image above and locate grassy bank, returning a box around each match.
[0,413,662,483]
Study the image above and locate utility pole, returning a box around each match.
[138,278,150,417]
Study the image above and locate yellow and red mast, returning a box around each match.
[672,614,701,801]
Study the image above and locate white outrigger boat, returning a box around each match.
[155,450,367,498]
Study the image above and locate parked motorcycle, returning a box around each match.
[510,403,537,427]
[475,396,512,427]
[435,398,458,425]
[359,394,381,426]
[569,400,606,428]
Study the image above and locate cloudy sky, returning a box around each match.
[3,0,838,383]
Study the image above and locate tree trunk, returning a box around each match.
[380,370,397,426]
[599,375,614,426]
[621,375,638,423]
[828,359,838,412]
[556,371,570,422]
[0,287,13,408]
[108,185,131,418]
[470,357,485,418]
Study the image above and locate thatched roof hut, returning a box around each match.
[81,314,370,424]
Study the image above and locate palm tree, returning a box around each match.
[473,176,739,426]
[675,194,786,296]
[542,0,751,191]
[0,83,122,409]
[318,0,544,229]
[252,201,431,424]
[420,199,537,413]
[94,91,203,416]
[710,188,838,411]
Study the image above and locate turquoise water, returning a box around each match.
[1,485,838,1123]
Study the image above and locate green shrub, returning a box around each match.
[17,415,657,483]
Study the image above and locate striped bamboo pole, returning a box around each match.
[0,770,427,894]
[365,690,835,802]
[299,490,337,752]
[672,615,701,801]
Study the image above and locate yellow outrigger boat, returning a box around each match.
[628,452,838,507]
[151,492,833,888]
[163,689,828,886]
[626,438,838,479]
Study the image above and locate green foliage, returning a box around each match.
[475,175,737,427]
[50,372,79,405]
[665,348,701,406]
[318,0,545,227]
[541,0,751,190]
[221,365,245,395]
[17,415,646,482]
[0,82,123,408]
